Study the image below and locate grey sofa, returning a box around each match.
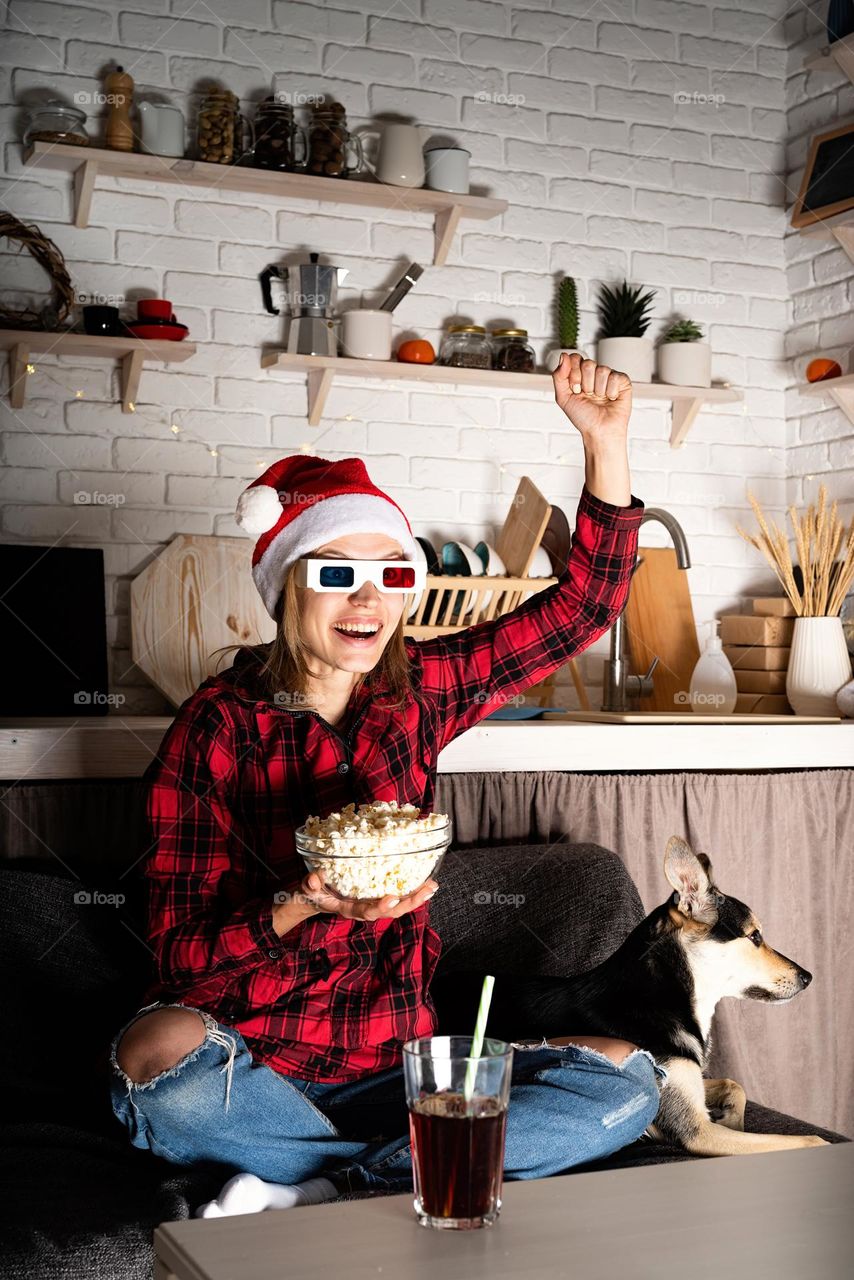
[0,841,846,1279]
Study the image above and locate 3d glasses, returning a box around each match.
[293,557,426,594]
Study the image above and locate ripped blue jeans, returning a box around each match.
[109,1001,668,1193]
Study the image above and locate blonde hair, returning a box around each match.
[211,562,415,713]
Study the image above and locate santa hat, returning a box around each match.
[235,454,417,619]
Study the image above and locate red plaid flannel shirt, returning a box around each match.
[140,482,644,1081]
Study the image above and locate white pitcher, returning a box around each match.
[138,102,185,157]
[355,122,425,187]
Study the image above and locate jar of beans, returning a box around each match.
[305,99,363,178]
[196,88,246,165]
[491,328,536,373]
[250,96,309,172]
[438,325,493,369]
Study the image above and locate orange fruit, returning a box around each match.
[806,357,842,382]
[397,339,435,364]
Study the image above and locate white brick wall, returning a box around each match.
[0,0,820,714]
[785,5,854,520]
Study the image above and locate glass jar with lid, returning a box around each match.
[438,325,492,369]
[491,328,536,373]
[24,101,89,148]
[250,96,309,172]
[304,98,363,178]
[197,88,247,164]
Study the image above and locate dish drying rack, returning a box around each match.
[402,574,591,710]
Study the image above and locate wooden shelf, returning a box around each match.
[260,352,743,447]
[803,35,854,83]
[22,142,507,265]
[0,329,196,413]
[797,372,854,424]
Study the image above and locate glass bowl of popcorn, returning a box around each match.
[295,800,452,903]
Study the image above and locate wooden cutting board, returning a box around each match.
[131,534,275,708]
[497,476,552,577]
[623,546,700,713]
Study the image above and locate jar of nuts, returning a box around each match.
[250,96,310,172]
[24,101,89,148]
[196,88,247,165]
[305,99,363,179]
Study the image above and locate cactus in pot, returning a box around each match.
[596,280,657,383]
[657,315,711,387]
[545,275,586,372]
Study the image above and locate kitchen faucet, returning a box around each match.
[601,509,691,712]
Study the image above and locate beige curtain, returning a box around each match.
[435,768,853,1138]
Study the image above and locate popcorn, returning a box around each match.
[298,800,450,901]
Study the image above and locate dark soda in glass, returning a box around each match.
[409,1091,507,1227]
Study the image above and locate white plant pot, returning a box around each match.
[657,341,712,388]
[545,347,587,372]
[786,615,852,716]
[596,337,653,383]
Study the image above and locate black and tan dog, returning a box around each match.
[433,836,828,1155]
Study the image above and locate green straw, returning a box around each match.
[463,974,495,1103]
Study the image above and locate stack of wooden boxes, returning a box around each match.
[720,598,795,714]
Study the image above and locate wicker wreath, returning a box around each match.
[0,213,76,331]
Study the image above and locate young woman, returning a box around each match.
[108,354,666,1217]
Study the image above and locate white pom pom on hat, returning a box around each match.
[235,484,283,538]
[234,454,417,620]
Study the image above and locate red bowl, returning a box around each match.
[137,299,174,321]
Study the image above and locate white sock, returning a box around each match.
[194,1172,338,1218]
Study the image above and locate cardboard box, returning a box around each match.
[735,693,792,714]
[752,596,796,617]
[724,644,790,670]
[720,614,795,646]
[735,668,788,693]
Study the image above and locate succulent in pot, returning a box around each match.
[657,316,711,388]
[545,274,587,372]
[596,280,657,383]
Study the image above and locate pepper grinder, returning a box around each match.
[104,65,135,152]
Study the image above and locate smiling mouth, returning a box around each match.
[332,622,383,641]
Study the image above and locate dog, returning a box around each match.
[431,836,828,1156]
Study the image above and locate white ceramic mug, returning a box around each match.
[424,146,470,194]
[356,122,425,187]
[340,309,393,360]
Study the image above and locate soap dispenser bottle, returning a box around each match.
[689,620,737,714]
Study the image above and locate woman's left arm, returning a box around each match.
[412,355,644,751]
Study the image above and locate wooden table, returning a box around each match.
[154,1143,853,1279]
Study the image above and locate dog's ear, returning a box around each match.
[695,851,716,886]
[663,837,719,924]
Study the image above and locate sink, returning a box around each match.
[542,711,841,724]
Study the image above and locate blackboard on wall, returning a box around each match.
[791,121,854,227]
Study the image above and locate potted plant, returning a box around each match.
[596,280,656,383]
[657,316,711,387]
[545,275,586,372]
